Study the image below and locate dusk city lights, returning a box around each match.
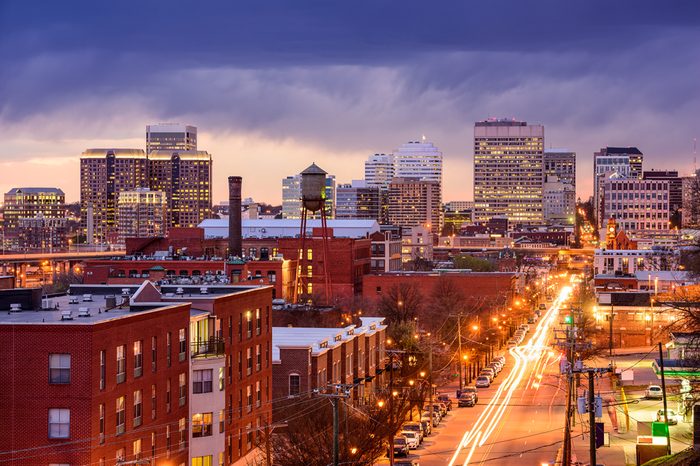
[1,2,700,465]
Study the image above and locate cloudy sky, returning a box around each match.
[1,1,699,204]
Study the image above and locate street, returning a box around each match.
[389,284,574,465]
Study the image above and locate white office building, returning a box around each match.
[392,139,443,185]
[364,153,395,189]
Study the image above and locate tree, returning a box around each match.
[453,254,495,272]
[378,282,423,325]
[265,389,421,466]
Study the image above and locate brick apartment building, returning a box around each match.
[271,317,387,406]
[0,281,274,466]
[0,287,190,466]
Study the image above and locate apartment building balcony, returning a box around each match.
[190,337,225,358]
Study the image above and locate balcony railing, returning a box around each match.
[190,338,225,358]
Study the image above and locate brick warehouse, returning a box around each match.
[362,271,518,305]
[0,281,274,466]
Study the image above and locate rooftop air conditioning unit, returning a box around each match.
[61,310,73,320]
[9,303,21,312]
[176,287,184,295]
[68,296,79,304]
[200,287,209,294]
[82,294,93,302]
[121,288,130,296]
[42,299,53,309]
[78,307,91,317]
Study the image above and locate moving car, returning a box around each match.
[390,436,410,457]
[401,430,420,449]
[458,392,476,407]
[475,376,491,388]
[656,409,680,425]
[645,385,664,399]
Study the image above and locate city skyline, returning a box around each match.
[1,1,699,204]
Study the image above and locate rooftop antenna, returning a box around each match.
[694,138,697,174]
[421,134,426,142]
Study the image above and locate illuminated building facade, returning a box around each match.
[147,150,212,229]
[593,146,643,228]
[392,139,443,185]
[473,118,544,225]
[387,177,441,233]
[364,153,395,189]
[3,187,66,252]
[146,123,197,153]
[335,180,381,220]
[116,189,167,242]
[601,176,670,238]
[80,149,148,244]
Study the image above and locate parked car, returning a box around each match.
[494,356,506,364]
[480,368,496,379]
[436,394,453,410]
[476,376,491,388]
[390,436,410,457]
[433,402,448,416]
[656,409,680,425]
[395,460,420,466]
[402,422,424,442]
[520,324,530,332]
[463,385,479,403]
[458,392,476,407]
[645,385,664,399]
[419,418,432,436]
[401,430,420,449]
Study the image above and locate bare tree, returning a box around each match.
[378,282,423,325]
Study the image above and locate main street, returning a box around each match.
[414,283,573,466]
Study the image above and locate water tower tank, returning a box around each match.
[300,163,327,212]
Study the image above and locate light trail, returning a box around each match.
[446,284,573,466]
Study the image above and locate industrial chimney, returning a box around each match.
[228,176,242,258]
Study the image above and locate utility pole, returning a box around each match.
[428,335,434,432]
[659,342,671,455]
[588,371,596,466]
[457,313,464,391]
[320,388,350,466]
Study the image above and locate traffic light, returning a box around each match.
[564,315,573,325]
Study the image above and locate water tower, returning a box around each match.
[294,163,332,304]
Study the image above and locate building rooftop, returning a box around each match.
[199,218,380,239]
[5,187,65,195]
[272,317,386,363]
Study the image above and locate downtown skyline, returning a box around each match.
[1,0,699,204]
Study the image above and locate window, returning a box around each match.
[218,367,224,391]
[228,316,233,343]
[178,417,186,450]
[192,412,213,438]
[166,332,172,367]
[178,373,186,407]
[133,390,142,427]
[151,384,157,419]
[246,311,252,338]
[98,403,105,443]
[193,369,213,394]
[256,381,261,407]
[255,345,261,372]
[246,347,253,375]
[255,308,261,335]
[166,425,171,457]
[246,385,252,413]
[166,378,172,412]
[151,432,156,458]
[116,397,125,435]
[49,353,71,384]
[192,456,213,466]
[133,438,142,460]
[178,328,186,361]
[49,408,70,439]
[289,374,300,397]
[219,409,225,433]
[134,340,143,377]
[116,345,126,384]
[99,350,106,390]
[151,336,157,372]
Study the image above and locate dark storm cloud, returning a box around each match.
[0,0,699,197]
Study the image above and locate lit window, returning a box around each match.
[48,408,70,439]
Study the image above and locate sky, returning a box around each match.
[1,1,699,205]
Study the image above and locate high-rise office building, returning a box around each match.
[473,118,544,225]
[682,171,700,228]
[146,123,197,153]
[643,170,682,228]
[80,149,148,243]
[601,175,670,238]
[147,150,212,228]
[593,147,643,227]
[543,149,576,225]
[281,173,335,219]
[392,139,442,184]
[335,180,381,220]
[3,187,67,251]
[116,188,167,242]
[364,153,395,189]
[387,177,441,233]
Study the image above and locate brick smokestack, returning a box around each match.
[228,176,242,258]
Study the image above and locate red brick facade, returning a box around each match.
[0,304,191,466]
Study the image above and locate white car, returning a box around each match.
[645,385,664,399]
[401,430,420,449]
[475,376,491,388]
